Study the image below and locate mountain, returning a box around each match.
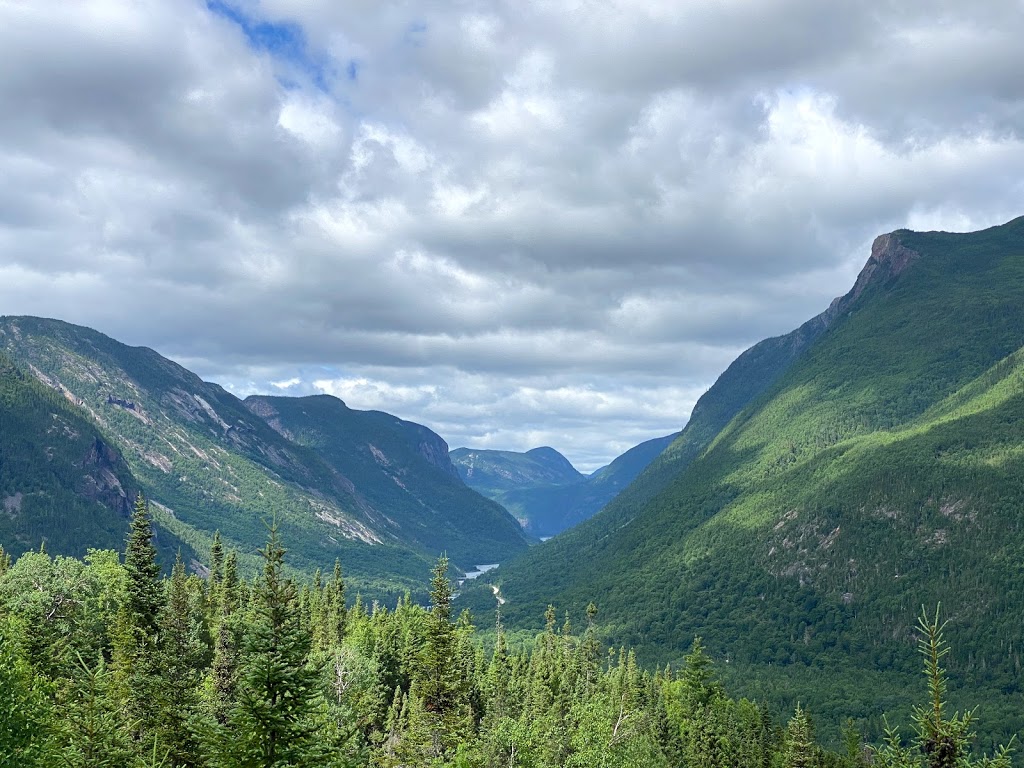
[453,435,679,537]
[0,349,140,556]
[467,217,1024,742]
[449,446,584,495]
[245,394,530,564]
[0,317,529,597]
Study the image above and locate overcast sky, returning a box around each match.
[2,1,1023,471]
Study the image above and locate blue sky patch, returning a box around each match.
[207,1,333,90]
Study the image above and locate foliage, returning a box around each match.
[479,217,1024,745]
[0,316,528,604]
[0,527,1017,767]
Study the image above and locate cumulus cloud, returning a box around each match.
[1,0,1023,470]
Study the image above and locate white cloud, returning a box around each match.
[1,0,1023,468]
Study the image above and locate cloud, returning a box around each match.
[1,0,1023,470]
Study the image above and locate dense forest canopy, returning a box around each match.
[0,497,1015,767]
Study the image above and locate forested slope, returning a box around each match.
[1,503,1013,767]
[473,217,1024,744]
[245,394,530,565]
[0,349,149,558]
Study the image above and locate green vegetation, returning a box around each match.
[0,349,151,558]
[1,514,1013,766]
[473,217,1024,746]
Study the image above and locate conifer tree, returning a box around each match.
[56,654,135,768]
[414,554,468,756]
[784,704,815,768]
[323,559,347,649]
[111,493,164,745]
[124,493,163,638]
[154,552,205,767]
[207,532,225,625]
[874,606,1014,768]
[208,519,342,768]
[419,556,457,712]
[0,625,54,768]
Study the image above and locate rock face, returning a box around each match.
[78,437,132,517]
[821,232,921,324]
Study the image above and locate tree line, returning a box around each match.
[0,495,1014,767]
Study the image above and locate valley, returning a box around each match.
[5,219,1024,761]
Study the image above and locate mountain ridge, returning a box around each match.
[0,316,529,597]
[464,216,1024,743]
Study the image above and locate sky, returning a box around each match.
[2,1,1023,472]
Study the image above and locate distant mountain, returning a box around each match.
[451,434,678,537]
[450,446,584,495]
[468,217,1024,741]
[0,317,530,597]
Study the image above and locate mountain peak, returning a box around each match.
[821,231,921,327]
[524,446,576,471]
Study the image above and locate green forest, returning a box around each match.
[0,497,1015,767]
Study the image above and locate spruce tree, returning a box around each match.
[783,704,815,768]
[210,519,341,768]
[413,554,469,758]
[419,555,459,716]
[111,493,164,745]
[207,531,225,626]
[154,552,205,767]
[55,654,135,768]
[0,625,54,768]
[124,493,163,638]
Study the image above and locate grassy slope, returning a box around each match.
[474,217,1024,746]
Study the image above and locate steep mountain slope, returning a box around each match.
[473,217,1024,741]
[245,394,531,565]
[454,434,679,537]
[0,317,528,595]
[0,349,141,557]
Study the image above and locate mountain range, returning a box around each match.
[0,316,530,599]
[450,435,678,537]
[8,216,1024,745]
[461,216,1024,743]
